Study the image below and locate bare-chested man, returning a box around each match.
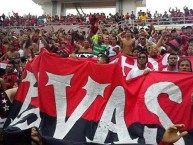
[21,34,32,57]
[0,44,20,61]
[118,30,135,55]
[31,36,39,55]
[75,40,93,53]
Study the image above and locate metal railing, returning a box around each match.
[119,16,193,26]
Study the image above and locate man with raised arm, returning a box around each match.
[118,30,135,56]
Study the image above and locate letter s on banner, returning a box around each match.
[144,82,185,145]
[148,58,158,71]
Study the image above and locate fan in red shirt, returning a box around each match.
[2,61,18,89]
[89,15,98,26]
[147,11,152,19]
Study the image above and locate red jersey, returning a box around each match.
[3,73,18,89]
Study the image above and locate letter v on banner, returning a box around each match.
[46,72,109,139]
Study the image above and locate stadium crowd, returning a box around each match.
[1,6,193,27]
[0,6,193,145]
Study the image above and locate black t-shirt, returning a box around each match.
[136,45,148,54]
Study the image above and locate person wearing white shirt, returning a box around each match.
[126,52,151,80]
[108,36,121,57]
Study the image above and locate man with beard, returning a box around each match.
[163,53,178,72]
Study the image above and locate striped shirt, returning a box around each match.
[93,42,108,56]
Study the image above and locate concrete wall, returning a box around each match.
[61,3,66,16]
[34,0,146,16]
[123,0,136,14]
[41,1,65,16]
[136,0,146,7]
[56,1,62,16]
[64,2,116,8]
[116,0,123,13]
[41,2,52,15]
[116,0,137,15]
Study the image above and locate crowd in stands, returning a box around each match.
[1,6,193,27]
[0,6,193,144]
[0,11,193,83]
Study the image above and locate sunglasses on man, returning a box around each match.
[138,56,146,59]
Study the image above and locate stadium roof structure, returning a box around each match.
[33,0,146,16]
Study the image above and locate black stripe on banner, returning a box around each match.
[3,102,193,145]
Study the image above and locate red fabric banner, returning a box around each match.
[6,49,193,145]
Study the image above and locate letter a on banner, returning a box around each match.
[88,86,138,144]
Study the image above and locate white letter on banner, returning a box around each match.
[162,53,170,66]
[88,86,138,144]
[10,71,41,129]
[46,72,109,139]
[148,58,158,71]
[143,126,157,144]
[144,82,185,145]
[121,56,137,76]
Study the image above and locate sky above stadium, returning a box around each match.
[0,0,193,16]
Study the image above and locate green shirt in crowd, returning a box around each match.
[93,41,108,56]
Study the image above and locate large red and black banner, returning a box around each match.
[4,50,193,145]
